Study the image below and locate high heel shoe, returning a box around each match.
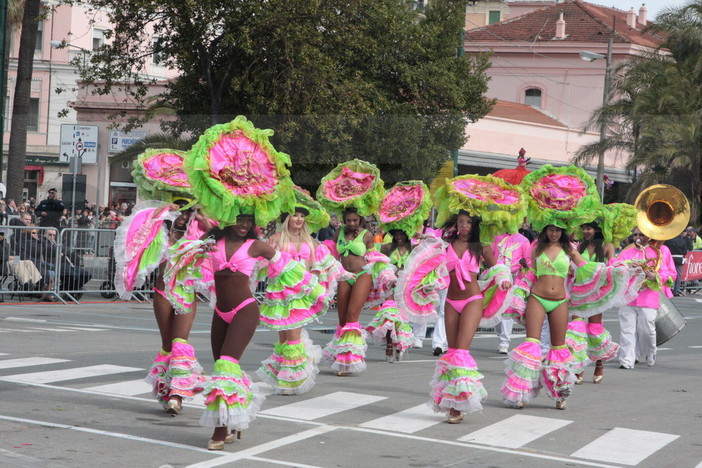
[555,400,567,410]
[593,361,604,384]
[447,411,465,424]
[207,439,225,450]
[165,397,182,416]
[575,372,584,385]
[224,430,242,443]
[395,348,404,363]
[385,343,395,363]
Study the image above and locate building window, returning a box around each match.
[488,11,501,24]
[525,88,542,108]
[28,97,39,132]
[152,36,165,65]
[92,29,105,51]
[35,21,43,51]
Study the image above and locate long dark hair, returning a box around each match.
[578,223,605,262]
[388,229,412,253]
[342,207,367,230]
[207,214,258,241]
[442,212,483,260]
[534,225,573,257]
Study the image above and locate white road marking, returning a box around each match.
[83,379,151,396]
[459,414,572,448]
[0,357,70,370]
[186,426,337,467]
[4,317,48,323]
[695,298,702,303]
[571,427,679,465]
[688,345,702,349]
[29,327,73,332]
[259,391,386,420]
[58,326,109,331]
[0,328,36,333]
[0,415,222,455]
[359,403,440,433]
[246,456,324,468]
[0,364,142,384]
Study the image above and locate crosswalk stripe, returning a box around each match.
[83,379,152,396]
[0,357,70,370]
[458,414,572,448]
[0,365,143,384]
[4,317,48,323]
[59,327,109,332]
[259,391,386,420]
[570,427,679,466]
[29,327,73,332]
[0,328,36,333]
[359,403,440,433]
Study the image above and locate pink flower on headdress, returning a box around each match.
[323,166,375,202]
[143,152,190,187]
[379,185,423,223]
[209,132,278,196]
[453,179,520,205]
[531,174,586,211]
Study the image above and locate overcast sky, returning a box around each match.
[597,0,693,19]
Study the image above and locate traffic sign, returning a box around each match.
[59,124,99,165]
[108,130,148,153]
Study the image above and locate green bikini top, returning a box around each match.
[337,228,368,257]
[536,249,570,278]
[389,248,410,269]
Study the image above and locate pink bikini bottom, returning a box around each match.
[215,297,257,324]
[445,294,483,314]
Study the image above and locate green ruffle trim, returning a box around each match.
[520,165,601,234]
[601,203,637,244]
[380,181,433,238]
[184,116,296,227]
[316,159,385,217]
[292,186,330,233]
[132,148,192,202]
[138,232,166,273]
[433,174,526,244]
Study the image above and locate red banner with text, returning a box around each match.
[682,251,702,281]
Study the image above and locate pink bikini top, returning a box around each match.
[210,238,260,276]
[446,242,480,290]
[282,242,313,263]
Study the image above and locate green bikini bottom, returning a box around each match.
[531,294,567,313]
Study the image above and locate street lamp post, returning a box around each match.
[50,40,89,226]
[580,38,613,202]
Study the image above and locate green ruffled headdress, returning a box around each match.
[520,165,601,234]
[183,116,295,227]
[291,186,330,233]
[378,180,432,238]
[433,174,526,244]
[316,159,385,217]
[601,203,637,244]
[132,148,193,202]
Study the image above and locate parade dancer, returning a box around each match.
[317,159,395,376]
[613,227,676,369]
[117,149,207,416]
[178,117,319,449]
[367,181,432,363]
[257,187,343,394]
[428,175,518,424]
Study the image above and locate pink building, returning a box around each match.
[3,3,175,204]
[460,1,662,183]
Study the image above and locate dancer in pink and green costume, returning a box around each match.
[429,175,517,424]
[317,159,395,376]
[257,187,344,394]
[180,116,318,449]
[501,165,600,410]
[367,181,432,363]
[118,149,210,416]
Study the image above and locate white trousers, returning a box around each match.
[618,306,657,368]
[495,318,514,348]
[431,287,448,350]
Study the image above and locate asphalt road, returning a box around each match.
[0,295,700,468]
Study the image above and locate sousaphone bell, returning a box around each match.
[634,184,690,345]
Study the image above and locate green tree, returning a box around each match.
[574,1,702,222]
[5,0,42,201]
[77,0,492,187]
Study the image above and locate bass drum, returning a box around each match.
[655,293,687,346]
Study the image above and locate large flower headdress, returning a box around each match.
[316,159,385,217]
[378,181,432,238]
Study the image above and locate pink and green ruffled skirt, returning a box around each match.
[322,322,368,374]
[365,299,414,353]
[256,330,321,395]
[429,348,487,414]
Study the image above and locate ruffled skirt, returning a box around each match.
[365,300,414,352]
[429,348,487,414]
[322,322,368,374]
[256,330,321,395]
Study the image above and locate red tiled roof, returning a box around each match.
[465,0,665,48]
[488,100,567,128]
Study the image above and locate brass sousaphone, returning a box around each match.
[633,184,690,345]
